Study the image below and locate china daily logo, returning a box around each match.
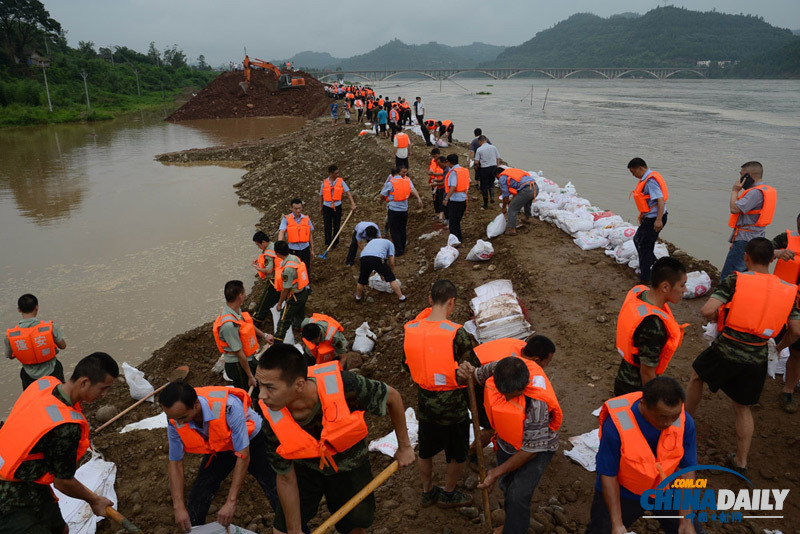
[640,465,789,524]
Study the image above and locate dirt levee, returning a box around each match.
[166,69,328,122]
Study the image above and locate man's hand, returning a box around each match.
[248,375,258,390]
[733,176,745,192]
[217,499,237,527]
[477,468,499,493]
[262,333,275,344]
[654,219,664,232]
[776,249,796,261]
[637,212,644,225]
[395,444,416,468]
[442,198,449,206]
[611,526,628,534]
[351,203,357,212]
[89,496,113,518]
[276,300,284,311]
[678,518,696,534]
[456,361,475,384]
[173,506,192,533]
[502,206,507,214]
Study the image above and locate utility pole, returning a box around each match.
[109,44,114,65]
[42,65,52,112]
[133,67,140,96]
[80,71,90,109]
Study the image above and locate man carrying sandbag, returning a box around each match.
[494,167,538,236]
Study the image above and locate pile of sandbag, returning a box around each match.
[466,280,532,342]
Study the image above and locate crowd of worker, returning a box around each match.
[2,81,800,534]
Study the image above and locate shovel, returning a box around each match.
[106,506,141,532]
[467,373,493,532]
[317,209,354,260]
[94,365,190,433]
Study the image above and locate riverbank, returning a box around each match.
[89,119,796,533]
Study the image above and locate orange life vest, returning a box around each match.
[500,168,535,196]
[260,362,368,471]
[302,313,344,365]
[599,392,685,496]
[401,101,410,110]
[256,247,278,281]
[170,387,255,455]
[428,159,444,189]
[367,101,374,110]
[213,311,259,356]
[424,119,436,132]
[441,120,452,129]
[390,109,399,122]
[388,177,411,202]
[631,171,669,214]
[276,257,309,292]
[6,320,58,365]
[0,377,90,485]
[615,286,686,375]
[403,315,463,391]
[355,99,363,108]
[450,167,470,193]
[717,271,797,340]
[322,177,344,203]
[728,184,777,229]
[774,230,800,285]
[346,92,354,100]
[377,98,385,107]
[284,214,311,244]
[395,133,409,149]
[474,338,526,365]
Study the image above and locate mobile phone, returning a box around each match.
[741,173,755,190]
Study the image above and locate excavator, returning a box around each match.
[241,55,305,93]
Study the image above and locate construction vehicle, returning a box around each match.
[241,56,305,93]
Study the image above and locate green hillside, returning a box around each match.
[334,40,505,70]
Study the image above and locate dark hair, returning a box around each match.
[478,135,487,142]
[274,240,290,256]
[71,352,119,384]
[523,335,556,359]
[365,225,379,239]
[641,376,685,408]
[740,161,763,179]
[430,148,440,156]
[437,156,448,165]
[430,279,457,304]
[493,166,504,175]
[158,380,197,409]
[258,343,308,384]
[17,294,38,313]
[494,357,529,394]
[745,237,774,266]
[224,280,245,303]
[651,257,687,287]
[627,157,647,170]
[302,323,322,342]
[396,125,403,131]
[253,230,269,244]
[290,197,303,206]
[473,128,482,136]
[328,165,338,173]
[390,167,399,175]
[446,154,459,165]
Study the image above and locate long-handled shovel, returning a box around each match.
[106,506,141,532]
[467,374,493,532]
[317,209,354,260]
[94,365,190,433]
[311,460,398,534]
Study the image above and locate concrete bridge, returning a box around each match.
[310,67,708,82]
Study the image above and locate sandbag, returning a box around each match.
[353,322,377,354]
[606,225,637,247]
[435,139,449,147]
[684,271,712,299]
[466,239,494,261]
[614,240,638,263]
[573,231,609,251]
[487,213,506,239]
[593,215,624,230]
[592,210,616,221]
[121,362,154,402]
[369,272,401,293]
[654,243,670,259]
[448,234,461,247]
[434,245,459,270]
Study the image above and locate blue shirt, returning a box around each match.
[167,392,263,461]
[377,109,388,125]
[594,400,697,500]
[330,102,338,117]
[380,176,416,212]
[499,171,536,197]
[640,169,667,218]
[447,165,467,202]
[279,214,315,250]
[319,178,351,208]
[354,221,380,241]
[361,238,395,259]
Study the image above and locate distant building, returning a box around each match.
[696,60,711,67]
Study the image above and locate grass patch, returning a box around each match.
[476,91,492,95]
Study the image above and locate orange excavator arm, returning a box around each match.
[250,58,282,79]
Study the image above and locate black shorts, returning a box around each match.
[0,497,66,533]
[473,383,491,429]
[418,420,470,462]
[692,346,768,406]
[778,326,800,352]
[379,124,387,132]
[358,255,395,285]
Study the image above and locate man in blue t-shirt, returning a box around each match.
[586,377,701,534]
[376,107,389,138]
[355,226,405,302]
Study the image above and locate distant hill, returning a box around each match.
[282,51,343,69]
[793,29,800,36]
[489,6,797,68]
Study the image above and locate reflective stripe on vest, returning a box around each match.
[277,258,309,291]
[728,184,777,229]
[322,177,344,203]
[284,214,311,244]
[6,321,58,365]
[719,271,797,339]
[403,318,462,391]
[303,314,344,364]
[170,387,254,455]
[774,230,800,285]
[631,171,669,214]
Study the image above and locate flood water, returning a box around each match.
[372,78,800,267]
[0,113,304,414]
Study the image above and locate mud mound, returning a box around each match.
[166,69,329,122]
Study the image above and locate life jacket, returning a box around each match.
[631,171,669,214]
[774,230,800,285]
[354,99,363,109]
[276,256,310,292]
[403,314,463,391]
[387,177,411,202]
[615,286,687,375]
[378,98,384,107]
[424,119,436,132]
[728,184,777,229]
[390,109,399,123]
[260,362,368,471]
[284,214,311,244]
[450,167,470,193]
[256,247,279,281]
[717,271,797,341]
[322,177,344,203]
[402,101,410,110]
[441,120,452,129]
[474,338,526,365]
[599,392,685,496]
[346,92,354,100]
[500,168,535,196]
[170,387,255,455]
[428,159,444,189]
[367,101,374,110]
[213,311,259,357]
[0,376,90,485]
[395,133,409,149]
[6,320,58,365]
[302,313,344,365]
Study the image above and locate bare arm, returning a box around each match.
[777,319,800,353]
[700,297,725,321]
[56,338,67,350]
[388,256,395,270]
[654,198,666,231]
[53,477,112,519]
[412,187,423,208]
[478,450,536,492]
[278,230,286,242]
[386,386,415,467]
[677,471,698,533]
[640,364,657,386]
[167,460,191,531]
[600,474,627,534]
[346,191,356,211]
[276,468,303,534]
[235,348,256,389]
[730,178,745,214]
[216,446,250,527]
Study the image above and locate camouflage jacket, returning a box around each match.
[615,315,668,390]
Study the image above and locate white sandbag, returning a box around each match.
[593,215,624,230]
[533,176,561,194]
[562,197,591,212]
[368,407,419,458]
[683,271,712,298]
[573,231,609,251]
[121,362,154,402]
[212,354,225,374]
[703,322,720,344]
[606,225,637,247]
[448,234,461,247]
[563,428,600,472]
[352,322,377,354]
[654,243,669,259]
[418,229,443,240]
[628,258,640,270]
[557,211,594,235]
[434,245,459,270]
[435,139,449,147]
[486,213,506,239]
[55,452,117,534]
[190,523,257,534]
[368,272,401,293]
[614,240,638,263]
[466,239,494,261]
[563,181,577,195]
[120,412,168,433]
[270,305,295,344]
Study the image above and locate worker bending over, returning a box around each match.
[274,240,311,343]
[301,312,349,366]
[252,231,281,331]
[772,212,800,412]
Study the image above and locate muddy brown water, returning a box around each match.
[0,113,305,415]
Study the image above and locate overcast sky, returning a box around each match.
[44,0,800,66]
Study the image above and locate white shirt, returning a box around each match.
[475,143,500,167]
[414,100,424,116]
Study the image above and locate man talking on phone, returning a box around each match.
[720,161,777,281]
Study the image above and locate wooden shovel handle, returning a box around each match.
[467,373,493,531]
[94,382,168,433]
[105,506,125,523]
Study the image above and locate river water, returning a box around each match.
[0,113,304,414]
[372,78,800,267]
